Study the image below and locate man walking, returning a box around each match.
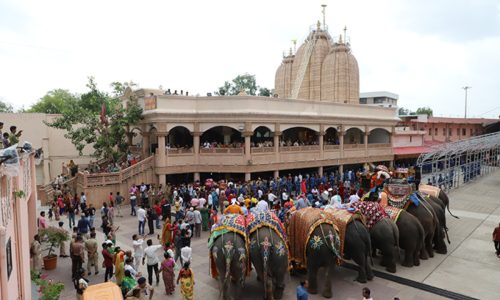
[115,192,124,217]
[143,239,163,286]
[71,235,85,279]
[77,214,91,239]
[132,234,145,271]
[84,232,99,275]
[193,208,202,238]
[137,205,147,235]
[493,222,500,257]
[296,280,308,300]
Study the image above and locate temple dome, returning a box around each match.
[274,52,294,98]
[320,38,359,104]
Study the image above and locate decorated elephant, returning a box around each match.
[351,201,399,273]
[208,214,249,300]
[419,184,458,218]
[288,207,340,298]
[425,195,448,254]
[385,207,425,267]
[405,197,438,259]
[325,207,374,283]
[247,211,289,300]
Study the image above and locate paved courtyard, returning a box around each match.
[36,170,500,300]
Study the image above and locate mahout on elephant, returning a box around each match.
[208,214,249,300]
[246,211,289,300]
[288,207,341,298]
[324,207,374,283]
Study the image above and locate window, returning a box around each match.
[374,97,385,104]
[435,128,438,135]
[429,128,432,135]
[443,128,446,136]
[359,98,367,104]
[462,128,466,136]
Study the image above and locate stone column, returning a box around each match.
[157,133,167,167]
[42,138,50,185]
[318,166,324,176]
[243,131,252,162]
[319,125,325,160]
[339,129,345,158]
[159,174,166,187]
[274,131,281,163]
[274,170,279,179]
[194,172,200,182]
[245,172,251,181]
[193,131,201,163]
[364,130,369,157]
[142,132,150,158]
[339,164,344,176]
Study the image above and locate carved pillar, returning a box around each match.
[192,131,201,164]
[243,131,252,161]
[319,125,325,160]
[274,170,279,179]
[245,172,251,181]
[142,132,150,157]
[364,127,369,157]
[194,172,200,182]
[339,129,345,159]
[274,130,281,163]
[157,133,167,166]
[318,166,324,176]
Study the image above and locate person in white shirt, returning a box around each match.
[267,192,277,203]
[132,234,145,271]
[282,192,289,201]
[124,257,139,278]
[137,206,147,235]
[348,191,360,205]
[142,239,163,286]
[257,189,263,199]
[330,190,343,208]
[256,199,269,212]
[180,246,192,266]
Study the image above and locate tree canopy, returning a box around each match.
[0,99,14,113]
[218,73,271,96]
[416,107,433,116]
[46,77,143,162]
[28,89,77,114]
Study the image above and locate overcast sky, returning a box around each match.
[1,0,499,117]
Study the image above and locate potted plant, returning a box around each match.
[38,226,70,270]
[31,271,65,300]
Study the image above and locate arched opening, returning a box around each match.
[368,128,391,144]
[167,126,193,149]
[149,127,158,154]
[201,126,243,148]
[344,128,364,144]
[324,127,340,145]
[252,126,273,147]
[281,127,319,146]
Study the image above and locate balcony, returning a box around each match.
[280,145,320,152]
[166,148,194,155]
[200,147,244,154]
[250,147,275,154]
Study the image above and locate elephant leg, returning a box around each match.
[307,259,318,295]
[401,248,414,267]
[425,232,435,258]
[350,250,368,283]
[322,263,334,299]
[413,247,421,266]
[365,258,374,281]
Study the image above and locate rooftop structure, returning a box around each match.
[360,91,399,108]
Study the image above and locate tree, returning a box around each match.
[28,89,77,114]
[416,107,433,116]
[398,107,410,115]
[46,77,143,162]
[0,99,14,112]
[218,73,258,96]
[258,87,271,97]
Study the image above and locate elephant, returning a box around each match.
[342,219,374,282]
[406,197,438,259]
[249,227,288,300]
[369,217,399,273]
[305,223,340,298]
[351,201,399,273]
[426,196,448,254]
[288,207,340,298]
[324,208,373,283]
[210,233,248,300]
[387,208,425,267]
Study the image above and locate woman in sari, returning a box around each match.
[159,250,175,295]
[114,247,125,285]
[200,203,210,231]
[161,218,172,248]
[176,262,194,300]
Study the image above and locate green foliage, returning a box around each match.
[416,107,433,116]
[31,271,65,300]
[46,77,143,161]
[28,89,77,114]
[398,107,410,115]
[0,99,14,112]
[218,73,270,96]
[39,226,70,257]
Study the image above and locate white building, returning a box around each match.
[359,91,399,108]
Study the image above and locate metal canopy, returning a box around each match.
[416,132,500,191]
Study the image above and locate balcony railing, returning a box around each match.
[167,148,194,155]
[280,145,320,152]
[344,144,364,149]
[368,143,391,148]
[200,147,244,154]
[251,147,275,154]
[323,144,340,150]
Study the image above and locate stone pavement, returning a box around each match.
[36,170,500,299]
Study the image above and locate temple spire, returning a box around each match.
[321,4,327,30]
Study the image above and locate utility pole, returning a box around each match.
[463,86,471,118]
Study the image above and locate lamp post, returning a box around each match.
[463,86,471,118]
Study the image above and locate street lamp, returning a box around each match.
[463,86,471,118]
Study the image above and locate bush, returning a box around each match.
[31,271,65,300]
[39,226,70,257]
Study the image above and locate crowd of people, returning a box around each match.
[0,122,23,148]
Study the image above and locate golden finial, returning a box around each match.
[339,34,343,44]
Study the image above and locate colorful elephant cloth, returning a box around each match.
[288,207,339,269]
[384,206,403,223]
[246,211,289,259]
[324,207,364,257]
[208,213,249,279]
[418,184,441,198]
[350,201,388,229]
